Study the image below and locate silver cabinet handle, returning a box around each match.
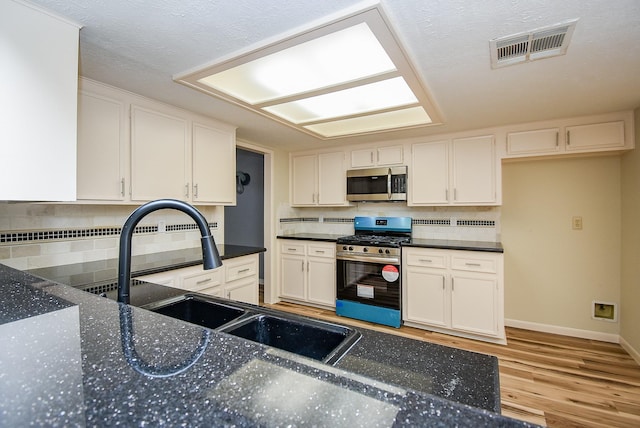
[442,276,445,290]
[193,183,199,198]
[196,278,211,285]
[287,248,297,252]
[301,261,304,272]
[237,268,250,274]
[555,131,559,147]
[315,250,325,254]
[465,262,482,267]
[419,258,433,263]
[120,178,125,197]
[185,182,189,197]
[387,168,392,200]
[567,130,571,146]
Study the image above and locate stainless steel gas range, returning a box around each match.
[335,216,412,328]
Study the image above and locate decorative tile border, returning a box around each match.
[456,220,496,227]
[0,222,218,245]
[413,219,452,226]
[279,217,321,223]
[323,217,354,224]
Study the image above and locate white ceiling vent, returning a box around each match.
[490,19,578,68]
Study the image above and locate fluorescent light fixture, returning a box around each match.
[175,4,442,139]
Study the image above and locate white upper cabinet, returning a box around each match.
[507,128,560,156]
[409,135,498,206]
[192,122,236,205]
[350,145,404,168]
[565,121,625,152]
[76,78,237,205]
[77,91,127,201]
[452,135,496,204]
[1,1,80,201]
[131,105,188,201]
[291,151,349,207]
[505,114,632,159]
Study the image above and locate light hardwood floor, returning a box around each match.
[263,301,640,428]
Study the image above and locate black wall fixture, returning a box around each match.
[236,171,251,194]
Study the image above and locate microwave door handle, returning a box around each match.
[387,168,392,200]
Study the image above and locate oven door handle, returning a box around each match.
[337,254,400,264]
[387,168,392,200]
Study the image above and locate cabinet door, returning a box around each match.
[506,128,560,156]
[1,1,79,201]
[131,106,188,201]
[225,276,258,305]
[377,145,403,166]
[291,154,317,205]
[318,151,347,205]
[410,141,449,204]
[281,254,306,300]
[566,121,625,152]
[77,91,126,201]
[404,267,448,327]
[192,122,235,205]
[452,136,496,204]
[307,257,336,307]
[450,274,498,336]
[350,149,376,168]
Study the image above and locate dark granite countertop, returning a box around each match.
[277,233,344,242]
[277,234,503,253]
[27,244,266,289]
[0,263,536,427]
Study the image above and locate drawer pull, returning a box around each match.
[196,278,212,285]
[237,268,250,274]
[465,262,482,267]
[287,248,297,251]
[419,259,433,263]
[315,250,325,254]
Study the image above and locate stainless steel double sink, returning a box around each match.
[144,294,361,365]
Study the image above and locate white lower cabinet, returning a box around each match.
[402,247,505,344]
[279,240,336,308]
[136,253,259,305]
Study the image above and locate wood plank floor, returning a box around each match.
[263,301,640,428]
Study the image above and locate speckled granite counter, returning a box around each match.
[277,234,503,253]
[0,264,537,426]
[27,244,265,290]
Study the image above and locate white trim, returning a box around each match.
[505,318,619,343]
[619,336,640,366]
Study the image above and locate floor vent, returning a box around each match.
[490,19,578,68]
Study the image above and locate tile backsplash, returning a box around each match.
[0,203,223,270]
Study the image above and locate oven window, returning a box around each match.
[337,259,400,309]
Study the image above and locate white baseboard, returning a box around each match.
[619,336,640,366]
[505,318,619,343]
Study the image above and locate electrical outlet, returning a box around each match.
[572,216,583,230]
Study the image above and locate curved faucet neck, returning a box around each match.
[117,199,222,304]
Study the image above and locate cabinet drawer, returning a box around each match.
[307,244,335,258]
[225,259,257,283]
[281,242,306,255]
[182,268,223,291]
[406,251,447,268]
[451,255,497,273]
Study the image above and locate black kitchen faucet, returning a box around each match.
[117,199,222,304]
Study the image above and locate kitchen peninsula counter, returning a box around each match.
[0,263,535,427]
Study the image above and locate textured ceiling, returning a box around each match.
[27,0,640,151]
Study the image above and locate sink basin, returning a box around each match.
[145,294,360,365]
[220,314,360,365]
[149,296,246,330]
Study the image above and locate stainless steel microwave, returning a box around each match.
[346,166,407,202]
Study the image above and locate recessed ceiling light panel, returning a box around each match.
[176,4,442,139]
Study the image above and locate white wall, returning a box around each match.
[620,108,640,361]
[501,156,622,338]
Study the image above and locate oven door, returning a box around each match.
[336,255,401,310]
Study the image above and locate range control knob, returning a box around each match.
[378,249,384,254]
[342,246,348,250]
[385,249,391,254]
[348,246,354,251]
[363,247,369,253]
